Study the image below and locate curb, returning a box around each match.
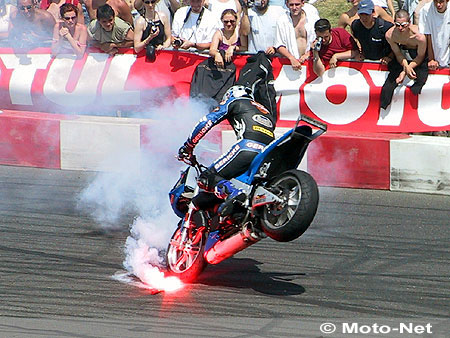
[1,110,449,196]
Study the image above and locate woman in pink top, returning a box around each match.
[209,9,247,68]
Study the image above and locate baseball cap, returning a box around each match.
[358,0,374,15]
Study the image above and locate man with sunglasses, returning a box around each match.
[351,0,393,63]
[171,0,219,51]
[380,9,428,110]
[10,0,55,47]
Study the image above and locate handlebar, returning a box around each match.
[177,154,207,175]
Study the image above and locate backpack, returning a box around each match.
[236,51,278,122]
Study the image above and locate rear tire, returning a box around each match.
[261,170,319,242]
[166,226,207,282]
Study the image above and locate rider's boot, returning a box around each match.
[214,180,246,217]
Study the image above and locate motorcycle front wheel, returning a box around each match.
[166,226,207,282]
[261,169,319,242]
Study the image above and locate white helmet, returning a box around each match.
[222,85,253,101]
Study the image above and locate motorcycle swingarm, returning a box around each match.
[251,185,283,209]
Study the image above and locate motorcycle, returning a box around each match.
[166,115,327,282]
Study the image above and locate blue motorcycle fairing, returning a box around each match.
[235,128,295,185]
[205,230,220,252]
[169,167,193,218]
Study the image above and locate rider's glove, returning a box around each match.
[178,142,194,161]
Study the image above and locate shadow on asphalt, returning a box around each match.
[195,258,306,296]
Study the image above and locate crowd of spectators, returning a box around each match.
[0,0,448,134]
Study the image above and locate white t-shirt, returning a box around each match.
[419,1,450,67]
[172,6,220,43]
[372,0,388,8]
[247,5,285,53]
[274,8,318,58]
[208,0,238,26]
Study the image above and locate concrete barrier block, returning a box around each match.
[0,111,61,169]
[308,132,408,189]
[60,119,141,171]
[390,135,450,195]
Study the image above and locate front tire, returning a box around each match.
[261,170,319,242]
[166,226,207,282]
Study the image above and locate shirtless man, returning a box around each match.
[275,0,319,70]
[10,0,56,47]
[380,9,428,109]
[338,0,393,31]
[92,0,133,25]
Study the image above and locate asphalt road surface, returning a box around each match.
[0,165,448,337]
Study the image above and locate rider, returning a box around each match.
[178,85,276,216]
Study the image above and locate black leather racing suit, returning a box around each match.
[185,95,276,198]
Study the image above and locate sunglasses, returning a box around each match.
[63,15,77,20]
[144,0,157,3]
[394,22,409,27]
[222,20,236,24]
[20,4,33,10]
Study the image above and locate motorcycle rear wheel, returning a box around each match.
[166,226,207,282]
[261,169,319,242]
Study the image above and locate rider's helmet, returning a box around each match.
[222,85,254,102]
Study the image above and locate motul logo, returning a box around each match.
[0,52,139,107]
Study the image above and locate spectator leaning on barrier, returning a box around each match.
[133,0,171,62]
[51,3,87,58]
[209,9,247,67]
[338,0,393,30]
[380,9,428,109]
[88,3,134,55]
[309,18,359,77]
[10,0,56,47]
[351,0,394,63]
[171,0,219,51]
[275,0,319,71]
[418,0,450,70]
[239,0,285,55]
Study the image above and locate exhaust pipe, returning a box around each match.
[204,226,261,264]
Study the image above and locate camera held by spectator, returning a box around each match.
[148,21,158,35]
[243,0,262,8]
[314,37,323,52]
[173,37,184,48]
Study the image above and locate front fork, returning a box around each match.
[180,185,201,244]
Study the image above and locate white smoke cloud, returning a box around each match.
[78,96,220,288]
